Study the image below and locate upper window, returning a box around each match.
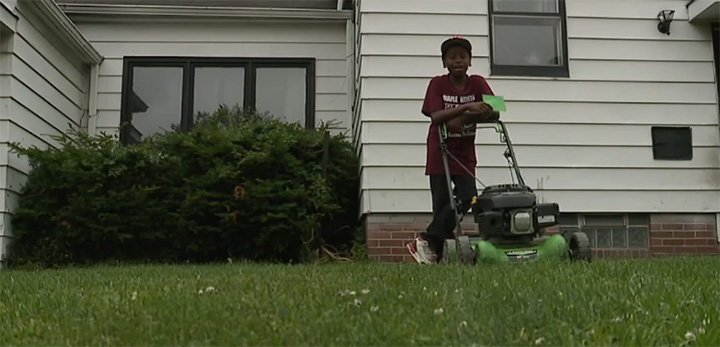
[488,0,569,77]
[120,57,315,144]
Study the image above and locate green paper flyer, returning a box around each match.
[483,95,507,112]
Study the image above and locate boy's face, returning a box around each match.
[443,46,471,76]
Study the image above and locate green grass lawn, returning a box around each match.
[1,257,718,346]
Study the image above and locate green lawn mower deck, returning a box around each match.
[437,119,593,265]
[443,233,592,265]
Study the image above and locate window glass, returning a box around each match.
[492,15,563,66]
[583,214,625,227]
[193,67,245,119]
[255,67,307,126]
[493,0,557,13]
[628,228,649,248]
[128,66,183,143]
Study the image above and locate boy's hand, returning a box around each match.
[464,101,493,115]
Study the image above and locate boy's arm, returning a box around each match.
[455,76,499,124]
[422,78,470,124]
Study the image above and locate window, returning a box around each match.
[120,57,315,144]
[651,127,693,161]
[488,0,569,77]
[559,214,649,249]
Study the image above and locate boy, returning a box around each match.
[406,36,498,264]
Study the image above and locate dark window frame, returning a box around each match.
[119,56,316,144]
[487,0,570,78]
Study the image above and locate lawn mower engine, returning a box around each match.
[471,184,560,241]
[459,183,588,264]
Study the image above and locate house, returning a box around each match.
[0,0,718,264]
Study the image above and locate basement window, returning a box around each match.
[651,126,693,160]
[559,213,649,249]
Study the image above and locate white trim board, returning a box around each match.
[58,3,353,21]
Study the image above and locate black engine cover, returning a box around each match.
[474,184,536,210]
[472,184,559,238]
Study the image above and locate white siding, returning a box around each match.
[356,0,720,214]
[0,1,91,259]
[72,20,350,136]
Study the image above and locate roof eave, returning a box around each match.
[25,0,103,64]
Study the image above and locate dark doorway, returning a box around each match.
[714,23,719,111]
[714,23,720,171]
[712,22,720,100]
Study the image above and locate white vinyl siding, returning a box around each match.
[72,20,350,136]
[356,0,720,214]
[0,1,91,258]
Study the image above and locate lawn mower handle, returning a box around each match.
[475,119,527,187]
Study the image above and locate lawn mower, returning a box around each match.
[437,115,592,265]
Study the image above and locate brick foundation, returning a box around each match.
[648,214,719,256]
[364,213,719,263]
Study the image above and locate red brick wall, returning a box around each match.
[365,214,477,263]
[648,214,719,256]
[364,213,719,263]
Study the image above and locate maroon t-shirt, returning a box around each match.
[422,74,495,176]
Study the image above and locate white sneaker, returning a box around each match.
[406,237,436,264]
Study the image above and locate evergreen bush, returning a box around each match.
[4,105,360,267]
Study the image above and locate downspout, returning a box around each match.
[88,63,99,136]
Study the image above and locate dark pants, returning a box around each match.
[421,175,477,258]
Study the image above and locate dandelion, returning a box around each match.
[198,286,216,295]
[434,308,444,315]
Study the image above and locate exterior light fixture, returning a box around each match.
[657,10,675,36]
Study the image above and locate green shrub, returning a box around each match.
[4,105,360,267]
